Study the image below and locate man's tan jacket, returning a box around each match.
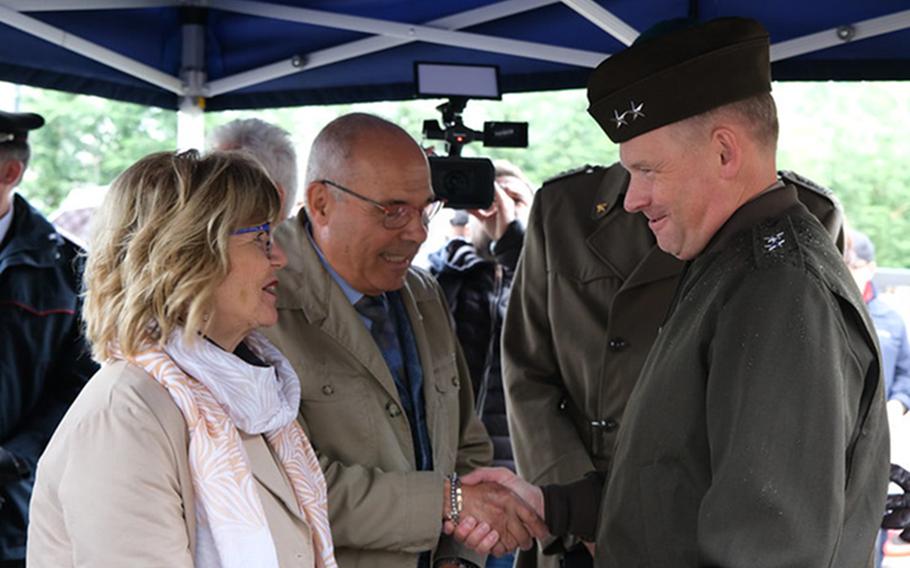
[264,214,493,568]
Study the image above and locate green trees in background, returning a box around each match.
[15,88,176,212]
[9,82,910,267]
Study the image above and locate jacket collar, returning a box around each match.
[0,194,65,272]
[240,432,308,524]
[700,183,799,258]
[274,212,433,405]
[584,164,684,288]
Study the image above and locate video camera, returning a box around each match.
[415,62,528,209]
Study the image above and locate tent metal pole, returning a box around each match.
[208,0,568,97]
[560,0,638,46]
[0,4,184,94]
[771,9,910,62]
[217,0,606,68]
[177,5,207,150]
[0,0,176,11]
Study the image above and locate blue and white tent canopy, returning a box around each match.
[0,0,908,111]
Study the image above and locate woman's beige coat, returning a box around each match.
[27,361,316,567]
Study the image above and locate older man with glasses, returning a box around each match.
[263,113,546,568]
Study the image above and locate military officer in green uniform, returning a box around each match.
[460,16,888,568]
[504,164,845,568]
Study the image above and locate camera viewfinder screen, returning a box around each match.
[415,63,501,99]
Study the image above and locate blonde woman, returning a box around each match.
[27,150,336,568]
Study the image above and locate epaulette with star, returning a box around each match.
[542,164,601,186]
[779,170,839,204]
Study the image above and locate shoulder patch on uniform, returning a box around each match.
[752,216,804,270]
[542,164,601,186]
[779,170,836,201]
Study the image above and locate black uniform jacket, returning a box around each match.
[0,194,96,559]
[596,185,889,568]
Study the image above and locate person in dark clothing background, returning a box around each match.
[0,110,96,566]
[429,160,534,568]
[846,228,910,567]
[429,159,534,472]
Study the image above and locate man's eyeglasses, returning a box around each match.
[231,222,273,259]
[319,179,443,230]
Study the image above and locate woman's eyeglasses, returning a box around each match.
[231,222,273,258]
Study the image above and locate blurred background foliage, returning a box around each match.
[7,80,910,267]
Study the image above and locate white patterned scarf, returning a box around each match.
[114,329,337,568]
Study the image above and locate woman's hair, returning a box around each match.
[84,149,281,360]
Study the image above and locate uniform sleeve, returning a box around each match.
[502,195,595,554]
[37,388,193,567]
[886,318,910,411]
[697,267,884,567]
[502,195,596,486]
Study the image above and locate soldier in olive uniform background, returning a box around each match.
[463,16,887,568]
[502,162,682,567]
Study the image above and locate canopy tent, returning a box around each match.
[0,0,909,113]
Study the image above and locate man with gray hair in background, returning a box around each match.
[209,117,299,220]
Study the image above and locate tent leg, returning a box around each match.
[177,96,205,151]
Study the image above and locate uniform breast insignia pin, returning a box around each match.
[595,202,609,217]
[763,231,786,253]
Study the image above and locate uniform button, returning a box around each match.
[451,376,459,387]
[603,419,618,432]
[386,401,402,417]
[608,337,627,351]
[558,397,568,411]
[321,384,334,396]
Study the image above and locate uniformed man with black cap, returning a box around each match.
[0,110,96,566]
[457,17,888,567]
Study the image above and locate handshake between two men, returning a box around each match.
[441,467,597,559]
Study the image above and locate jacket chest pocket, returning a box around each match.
[298,368,378,465]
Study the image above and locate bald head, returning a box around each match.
[305,113,426,191]
[304,113,433,295]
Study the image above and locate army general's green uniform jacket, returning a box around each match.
[596,184,889,568]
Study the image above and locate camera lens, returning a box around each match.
[443,170,471,194]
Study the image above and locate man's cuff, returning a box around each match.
[542,471,606,542]
[434,533,485,568]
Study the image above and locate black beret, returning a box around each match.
[0,110,45,143]
[587,18,771,143]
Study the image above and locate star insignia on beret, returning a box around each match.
[611,101,645,129]
[612,109,628,128]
